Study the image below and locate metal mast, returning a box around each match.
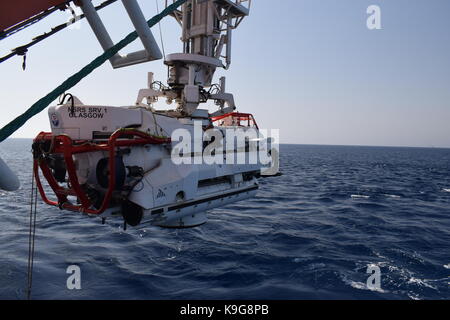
[137,0,251,116]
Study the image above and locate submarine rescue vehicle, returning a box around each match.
[31,0,278,228]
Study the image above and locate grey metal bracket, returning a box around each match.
[80,0,162,69]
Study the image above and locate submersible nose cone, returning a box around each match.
[0,156,20,191]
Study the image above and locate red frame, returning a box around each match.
[210,112,259,130]
[33,129,170,215]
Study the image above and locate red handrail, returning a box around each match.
[210,112,259,129]
[33,129,170,215]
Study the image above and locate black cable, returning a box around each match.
[59,92,75,116]
[27,162,38,300]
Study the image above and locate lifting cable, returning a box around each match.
[26,162,38,300]
[155,0,166,59]
[155,0,170,79]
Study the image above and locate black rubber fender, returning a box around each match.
[121,199,143,227]
[96,156,126,190]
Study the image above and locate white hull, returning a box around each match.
[35,101,270,228]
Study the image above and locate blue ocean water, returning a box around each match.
[0,139,449,300]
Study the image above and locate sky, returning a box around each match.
[1,0,450,147]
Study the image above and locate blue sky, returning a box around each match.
[1,0,450,147]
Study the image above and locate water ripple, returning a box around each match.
[0,141,449,299]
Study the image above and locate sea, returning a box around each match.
[0,139,449,300]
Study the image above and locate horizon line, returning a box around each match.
[4,137,450,150]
